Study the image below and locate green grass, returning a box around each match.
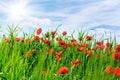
[0,26,120,80]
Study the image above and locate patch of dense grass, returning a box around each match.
[0,26,120,80]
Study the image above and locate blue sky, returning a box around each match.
[0,0,120,40]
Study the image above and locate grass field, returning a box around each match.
[0,26,120,80]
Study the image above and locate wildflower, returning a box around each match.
[36,28,42,35]
[62,43,69,49]
[39,37,43,41]
[71,59,81,67]
[56,37,59,41]
[86,50,92,57]
[106,42,110,47]
[42,70,47,75]
[43,39,49,44]
[92,46,98,51]
[62,31,67,36]
[116,44,120,52]
[57,66,69,74]
[114,68,120,76]
[56,51,63,56]
[105,47,109,51]
[105,66,114,74]
[97,53,101,58]
[100,45,105,50]
[14,37,20,42]
[58,40,66,45]
[81,42,88,47]
[112,53,120,61]
[43,40,52,45]
[110,49,115,54]
[78,47,84,52]
[48,48,54,54]
[49,40,52,45]
[96,41,103,46]
[25,51,32,56]
[86,36,92,40]
[5,38,11,43]
[71,41,78,46]
[24,38,31,44]
[56,51,63,61]
[21,38,24,42]
[51,31,56,35]
[105,42,110,50]
[56,55,62,62]
[34,35,40,41]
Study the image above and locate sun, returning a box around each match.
[7,1,30,21]
[9,4,26,17]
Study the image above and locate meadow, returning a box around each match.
[0,26,120,80]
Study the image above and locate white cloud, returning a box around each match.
[0,0,120,33]
[0,0,52,29]
[63,0,120,27]
[0,2,7,13]
[21,17,52,28]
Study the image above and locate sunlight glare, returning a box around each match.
[7,1,30,21]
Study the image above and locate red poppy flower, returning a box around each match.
[114,68,120,76]
[25,51,32,56]
[43,39,49,44]
[105,66,114,74]
[116,44,120,52]
[48,48,54,54]
[78,47,84,52]
[106,42,110,47]
[57,66,69,74]
[49,40,52,45]
[86,50,92,57]
[15,37,20,42]
[71,41,78,46]
[51,31,56,35]
[71,59,81,67]
[96,41,103,46]
[92,46,98,51]
[56,51,63,56]
[81,42,88,47]
[36,28,42,35]
[24,38,31,44]
[112,53,120,61]
[86,36,92,40]
[62,31,67,36]
[55,51,63,61]
[62,43,69,49]
[39,37,43,41]
[34,35,40,41]
[56,37,59,41]
[110,49,116,54]
[56,55,62,61]
[58,40,65,45]
[5,38,11,43]
[100,45,105,50]
[42,70,47,75]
